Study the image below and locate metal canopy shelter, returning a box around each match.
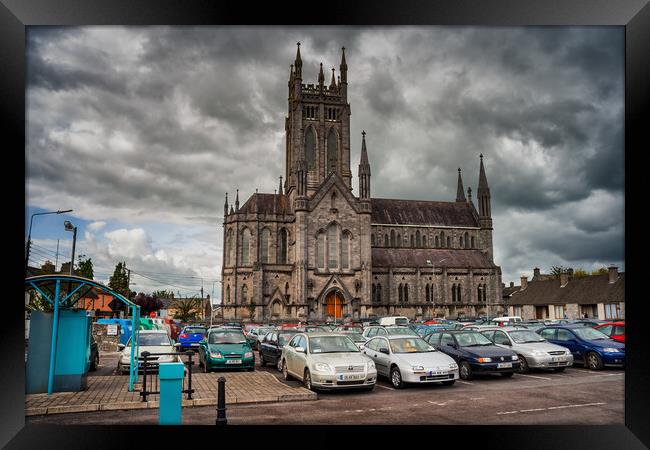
[24,275,141,394]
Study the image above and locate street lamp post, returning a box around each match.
[64,221,77,275]
[25,209,73,274]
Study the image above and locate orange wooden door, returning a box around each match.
[325,292,342,318]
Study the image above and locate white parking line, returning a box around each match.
[497,402,606,415]
[376,384,396,390]
[517,374,552,381]
[546,402,606,410]
[458,381,473,385]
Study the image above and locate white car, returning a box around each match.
[363,335,459,389]
[280,333,377,391]
[117,330,181,374]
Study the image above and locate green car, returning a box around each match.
[198,328,255,372]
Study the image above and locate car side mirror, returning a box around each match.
[295,346,305,353]
[174,342,181,347]
[200,339,207,345]
[446,342,457,348]
[117,343,125,351]
[379,348,390,355]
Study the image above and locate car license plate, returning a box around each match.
[337,374,362,381]
[428,371,446,376]
[497,362,512,369]
[225,359,242,364]
[552,357,566,362]
[190,343,199,346]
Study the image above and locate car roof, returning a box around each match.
[477,326,523,332]
[139,329,168,334]
[541,324,584,329]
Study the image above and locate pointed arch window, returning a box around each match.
[441,232,446,248]
[410,234,415,247]
[398,284,404,303]
[435,235,439,248]
[305,127,316,170]
[260,228,270,263]
[465,232,470,249]
[447,236,451,248]
[422,235,427,247]
[377,284,382,303]
[471,236,476,248]
[226,229,233,266]
[384,234,389,247]
[459,236,463,248]
[327,128,338,174]
[241,285,248,303]
[372,284,377,302]
[390,230,396,247]
[341,231,350,269]
[397,233,401,247]
[477,285,482,303]
[327,223,339,269]
[316,232,325,269]
[226,285,231,304]
[278,228,288,264]
[241,228,251,265]
[425,284,430,302]
[416,231,421,247]
[404,284,409,302]
[456,284,462,303]
[451,283,457,302]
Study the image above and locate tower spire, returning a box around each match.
[235,189,240,211]
[339,46,348,101]
[456,168,466,202]
[318,62,325,86]
[358,130,371,200]
[477,154,492,221]
[224,192,229,218]
[330,67,336,90]
[278,176,283,195]
[467,186,473,205]
[294,42,302,78]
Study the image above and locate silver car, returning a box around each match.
[479,327,574,372]
[280,333,377,391]
[363,335,459,388]
[363,325,418,339]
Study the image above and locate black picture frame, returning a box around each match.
[4,0,648,448]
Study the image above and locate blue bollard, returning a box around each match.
[158,362,185,425]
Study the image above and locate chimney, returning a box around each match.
[509,281,514,288]
[560,271,569,287]
[520,276,528,290]
[608,265,618,283]
[533,267,540,280]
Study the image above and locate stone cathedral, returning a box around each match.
[221,44,503,322]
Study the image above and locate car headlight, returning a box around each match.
[477,357,492,363]
[602,348,619,353]
[531,350,546,356]
[449,363,458,370]
[411,365,424,371]
[512,355,519,360]
[367,360,375,370]
[209,352,222,359]
[244,351,253,358]
[314,363,332,372]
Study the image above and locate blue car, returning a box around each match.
[536,324,624,370]
[177,326,207,351]
[424,330,521,380]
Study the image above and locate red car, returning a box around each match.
[595,321,625,343]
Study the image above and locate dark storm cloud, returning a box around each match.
[26,26,624,284]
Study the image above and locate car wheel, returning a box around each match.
[304,369,314,391]
[459,361,473,380]
[518,355,529,373]
[277,357,283,372]
[501,372,514,378]
[441,380,455,386]
[282,360,292,380]
[586,352,603,370]
[259,352,266,367]
[390,366,404,389]
[555,367,566,372]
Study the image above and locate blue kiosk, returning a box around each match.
[24,275,141,394]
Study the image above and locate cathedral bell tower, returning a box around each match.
[285,44,352,200]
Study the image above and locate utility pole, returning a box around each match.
[54,240,60,271]
[201,279,205,321]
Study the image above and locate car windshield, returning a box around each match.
[343,333,365,343]
[258,327,273,335]
[278,333,297,345]
[389,338,435,353]
[386,327,415,335]
[208,331,247,344]
[305,327,328,333]
[309,336,360,353]
[138,334,171,346]
[455,332,494,347]
[509,330,546,343]
[573,327,611,340]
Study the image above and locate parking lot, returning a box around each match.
[30,348,624,425]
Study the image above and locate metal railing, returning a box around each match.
[140,350,196,402]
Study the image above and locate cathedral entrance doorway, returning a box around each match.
[325,290,344,322]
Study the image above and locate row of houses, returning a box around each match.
[502,266,624,321]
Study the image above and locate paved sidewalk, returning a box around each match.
[26,371,316,416]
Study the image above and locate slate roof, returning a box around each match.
[502,285,521,297]
[371,248,496,269]
[238,193,292,215]
[371,198,478,227]
[508,273,625,305]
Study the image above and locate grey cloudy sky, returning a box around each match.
[25,26,624,296]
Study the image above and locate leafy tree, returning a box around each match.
[41,260,55,274]
[108,262,129,297]
[592,267,608,276]
[549,265,566,278]
[26,291,53,313]
[171,298,201,323]
[247,300,256,320]
[133,292,164,316]
[76,255,94,279]
[573,268,589,278]
[152,289,174,299]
